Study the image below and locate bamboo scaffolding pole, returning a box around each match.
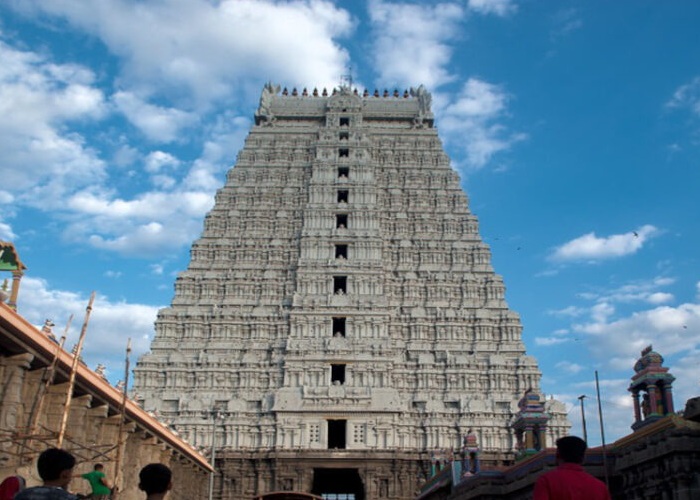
[112,338,132,497]
[20,317,70,461]
[27,316,72,435]
[56,292,95,448]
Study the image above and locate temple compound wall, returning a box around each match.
[0,303,212,500]
[134,84,570,500]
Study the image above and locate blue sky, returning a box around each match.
[1,0,699,446]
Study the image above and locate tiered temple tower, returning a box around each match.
[134,83,569,500]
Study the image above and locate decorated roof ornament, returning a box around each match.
[634,344,665,373]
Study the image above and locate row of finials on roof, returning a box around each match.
[282,87,413,98]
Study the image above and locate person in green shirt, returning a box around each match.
[81,464,111,500]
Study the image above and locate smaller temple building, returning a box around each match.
[628,345,675,430]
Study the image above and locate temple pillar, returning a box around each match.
[632,391,641,422]
[8,270,23,310]
[647,384,659,414]
[663,384,675,414]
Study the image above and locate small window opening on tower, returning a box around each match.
[335,244,348,259]
[339,131,349,141]
[336,213,348,229]
[339,117,350,127]
[339,148,349,158]
[332,317,346,337]
[338,167,349,178]
[327,420,347,449]
[333,276,347,294]
[337,190,349,203]
[331,364,346,384]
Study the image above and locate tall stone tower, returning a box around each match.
[134,83,569,500]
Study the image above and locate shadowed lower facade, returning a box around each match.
[133,84,569,499]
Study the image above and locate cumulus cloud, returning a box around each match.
[145,151,181,173]
[17,277,160,382]
[12,0,353,106]
[467,0,517,17]
[573,303,700,361]
[0,39,106,200]
[63,188,214,256]
[368,0,464,89]
[550,225,658,262]
[439,78,526,168]
[113,92,197,142]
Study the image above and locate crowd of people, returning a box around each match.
[1,435,610,499]
[0,448,171,500]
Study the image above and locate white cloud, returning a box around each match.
[667,76,700,116]
[467,0,517,17]
[16,277,160,381]
[550,225,658,262]
[555,360,584,374]
[575,276,676,306]
[368,0,464,89]
[646,292,674,305]
[535,336,570,346]
[439,78,526,168]
[0,221,16,240]
[548,305,586,317]
[573,303,700,360]
[13,0,353,106]
[0,39,106,201]
[113,91,197,142]
[145,151,181,173]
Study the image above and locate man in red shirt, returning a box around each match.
[533,436,611,500]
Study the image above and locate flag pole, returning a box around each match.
[595,371,609,490]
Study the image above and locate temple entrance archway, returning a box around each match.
[312,468,364,500]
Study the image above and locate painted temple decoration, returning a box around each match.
[0,241,26,311]
[511,389,550,457]
[629,345,675,431]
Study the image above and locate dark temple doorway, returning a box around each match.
[312,468,364,500]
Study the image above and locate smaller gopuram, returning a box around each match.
[628,345,675,431]
[511,389,549,457]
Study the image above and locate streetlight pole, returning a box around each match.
[208,411,220,500]
[578,395,588,444]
